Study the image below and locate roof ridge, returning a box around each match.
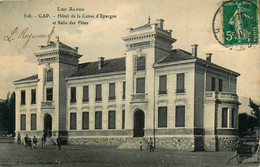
[79,56,125,65]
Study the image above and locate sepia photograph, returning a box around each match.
[0,0,259,166]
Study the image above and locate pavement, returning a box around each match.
[0,143,259,167]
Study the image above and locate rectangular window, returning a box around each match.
[21,90,26,105]
[70,113,76,130]
[95,84,102,101]
[222,108,228,128]
[109,83,116,100]
[122,82,126,99]
[211,77,216,91]
[136,78,145,93]
[176,106,185,127]
[46,88,53,101]
[95,111,102,129]
[176,73,185,93]
[108,111,116,129]
[158,107,167,127]
[231,108,235,128]
[219,79,223,92]
[31,114,36,130]
[46,69,53,82]
[20,114,26,130]
[70,87,76,103]
[31,89,36,104]
[159,75,167,94]
[83,86,89,102]
[122,110,125,129]
[136,56,146,71]
[82,112,89,130]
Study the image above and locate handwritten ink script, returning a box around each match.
[3,27,55,49]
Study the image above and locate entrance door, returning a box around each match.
[44,114,52,137]
[134,110,145,137]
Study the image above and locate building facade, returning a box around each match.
[14,19,240,151]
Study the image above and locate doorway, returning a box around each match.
[44,114,52,137]
[134,110,145,137]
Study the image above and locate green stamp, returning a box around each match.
[223,0,258,45]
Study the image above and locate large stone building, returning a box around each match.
[14,19,240,151]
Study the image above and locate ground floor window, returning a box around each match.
[31,114,36,130]
[222,108,228,128]
[95,111,102,129]
[70,113,77,130]
[108,111,116,129]
[158,107,167,127]
[176,106,185,127]
[82,112,89,130]
[20,114,26,130]
[231,108,235,128]
[122,110,125,129]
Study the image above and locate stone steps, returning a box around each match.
[117,137,149,150]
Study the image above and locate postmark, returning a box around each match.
[213,0,259,50]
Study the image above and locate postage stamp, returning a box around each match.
[213,0,259,49]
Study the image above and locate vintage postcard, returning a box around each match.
[0,0,259,166]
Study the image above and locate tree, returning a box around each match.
[238,98,260,137]
[0,92,15,135]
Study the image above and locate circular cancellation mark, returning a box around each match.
[212,0,259,50]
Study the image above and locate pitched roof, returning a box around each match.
[14,74,38,82]
[70,57,126,77]
[157,49,195,64]
[130,23,151,31]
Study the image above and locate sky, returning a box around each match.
[0,0,259,102]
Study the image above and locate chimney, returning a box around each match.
[205,53,212,63]
[98,57,105,70]
[156,18,164,29]
[191,44,198,57]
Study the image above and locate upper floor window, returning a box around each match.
[176,73,185,93]
[83,86,89,102]
[46,88,53,101]
[21,90,26,105]
[122,82,126,99]
[46,69,53,82]
[219,79,223,92]
[176,106,185,127]
[109,83,116,100]
[95,84,102,101]
[222,108,228,128]
[159,75,167,94]
[136,56,146,71]
[31,89,36,104]
[211,77,216,91]
[70,87,76,103]
[158,107,167,128]
[136,78,145,93]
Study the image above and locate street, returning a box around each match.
[0,143,259,167]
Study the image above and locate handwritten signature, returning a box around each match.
[3,26,55,49]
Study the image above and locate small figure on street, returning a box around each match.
[57,135,61,150]
[140,141,143,151]
[149,137,154,152]
[33,136,37,149]
[17,133,21,144]
[41,135,46,149]
[24,134,29,148]
[28,137,32,149]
